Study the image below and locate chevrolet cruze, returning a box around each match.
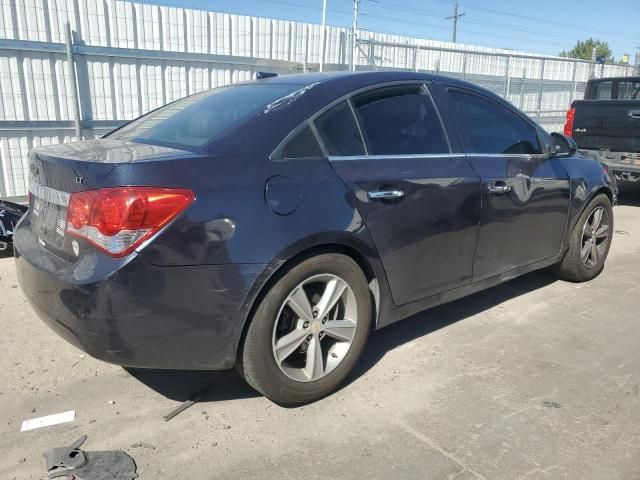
[14,71,616,404]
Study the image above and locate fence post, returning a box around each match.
[64,21,82,141]
[570,60,578,102]
[503,56,511,99]
[303,25,309,72]
[412,47,418,72]
[461,53,467,80]
[519,67,526,109]
[536,59,545,120]
[368,41,375,70]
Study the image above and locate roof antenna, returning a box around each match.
[255,72,279,80]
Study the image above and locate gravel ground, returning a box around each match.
[1,184,640,480]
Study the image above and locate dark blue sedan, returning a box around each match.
[14,72,616,404]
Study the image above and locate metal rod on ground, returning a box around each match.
[163,385,212,421]
[319,0,327,72]
[64,21,82,141]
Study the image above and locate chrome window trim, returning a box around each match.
[465,153,548,159]
[28,181,70,207]
[327,153,547,161]
[327,153,467,161]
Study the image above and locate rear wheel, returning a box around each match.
[239,253,371,405]
[555,194,613,282]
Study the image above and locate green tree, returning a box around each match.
[559,38,614,62]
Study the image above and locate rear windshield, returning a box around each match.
[107,84,299,151]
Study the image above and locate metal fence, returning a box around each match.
[0,0,635,197]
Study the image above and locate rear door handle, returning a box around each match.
[628,110,640,119]
[368,190,405,200]
[487,182,511,195]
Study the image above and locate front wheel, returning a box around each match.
[239,253,371,405]
[555,193,613,282]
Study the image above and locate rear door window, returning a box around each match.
[445,89,541,155]
[352,85,450,155]
[108,84,298,150]
[281,126,323,159]
[314,101,366,156]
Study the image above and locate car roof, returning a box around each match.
[247,70,454,87]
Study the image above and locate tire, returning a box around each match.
[239,253,371,405]
[555,193,613,282]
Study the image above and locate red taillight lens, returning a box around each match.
[66,187,195,257]
[564,107,575,137]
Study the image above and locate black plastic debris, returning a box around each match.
[0,200,28,254]
[43,435,137,480]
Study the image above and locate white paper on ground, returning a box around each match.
[20,410,76,432]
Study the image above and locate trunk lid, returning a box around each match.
[27,139,196,259]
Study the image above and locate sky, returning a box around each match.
[139,0,639,61]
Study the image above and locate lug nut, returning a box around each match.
[322,318,327,324]
[306,335,312,341]
[319,332,324,339]
[303,321,310,328]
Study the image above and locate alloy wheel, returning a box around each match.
[272,274,358,382]
[580,206,610,269]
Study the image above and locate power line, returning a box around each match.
[374,0,637,44]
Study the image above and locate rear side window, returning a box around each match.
[314,101,366,156]
[445,89,541,155]
[281,126,323,159]
[593,81,613,99]
[108,84,298,150]
[352,85,450,155]
[617,81,640,100]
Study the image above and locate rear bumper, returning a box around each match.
[14,228,265,369]
[579,149,640,180]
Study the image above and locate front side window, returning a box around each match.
[314,101,366,156]
[446,89,541,155]
[108,84,298,151]
[352,85,450,155]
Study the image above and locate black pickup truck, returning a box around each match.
[565,76,640,181]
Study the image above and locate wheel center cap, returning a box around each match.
[310,321,322,334]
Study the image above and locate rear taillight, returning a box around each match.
[66,187,195,257]
[564,107,575,137]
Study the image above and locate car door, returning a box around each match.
[438,84,571,281]
[314,83,482,305]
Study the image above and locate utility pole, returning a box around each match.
[320,0,327,72]
[350,0,360,71]
[445,0,465,44]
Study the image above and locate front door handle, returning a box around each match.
[368,190,405,200]
[628,110,640,119]
[487,182,511,195]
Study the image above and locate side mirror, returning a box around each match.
[550,132,577,157]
